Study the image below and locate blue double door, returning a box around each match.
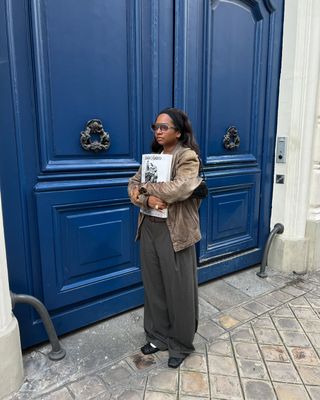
[0,0,283,347]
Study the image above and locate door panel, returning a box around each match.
[31,0,176,172]
[201,171,260,261]
[36,183,139,310]
[207,0,268,164]
[31,0,142,171]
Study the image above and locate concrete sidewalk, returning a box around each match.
[5,266,320,400]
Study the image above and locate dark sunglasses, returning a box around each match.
[151,123,177,132]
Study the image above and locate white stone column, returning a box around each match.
[269,0,320,273]
[306,80,320,271]
[0,193,24,397]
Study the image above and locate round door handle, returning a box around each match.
[80,119,111,152]
[223,126,240,150]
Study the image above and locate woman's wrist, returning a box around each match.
[139,186,148,195]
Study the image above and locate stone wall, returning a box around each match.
[269,0,320,273]
[0,194,23,398]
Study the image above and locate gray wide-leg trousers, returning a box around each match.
[140,217,199,358]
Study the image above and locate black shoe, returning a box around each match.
[168,355,187,368]
[141,343,159,355]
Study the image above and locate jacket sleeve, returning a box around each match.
[139,149,202,204]
[128,167,149,208]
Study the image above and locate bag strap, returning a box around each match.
[198,157,206,181]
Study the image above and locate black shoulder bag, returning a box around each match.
[190,159,208,199]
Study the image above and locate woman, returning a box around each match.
[128,108,202,368]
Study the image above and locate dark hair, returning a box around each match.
[151,107,200,155]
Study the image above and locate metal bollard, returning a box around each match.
[257,223,284,278]
[11,292,66,361]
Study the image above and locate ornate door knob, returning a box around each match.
[223,126,240,150]
[80,119,110,152]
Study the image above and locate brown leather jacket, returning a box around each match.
[128,143,202,252]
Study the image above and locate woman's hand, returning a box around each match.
[148,195,167,210]
[131,187,140,201]
[129,187,143,206]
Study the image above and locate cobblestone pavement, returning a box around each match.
[5,266,320,400]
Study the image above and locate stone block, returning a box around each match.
[234,343,261,360]
[289,297,311,307]
[279,331,311,347]
[199,297,220,320]
[242,379,276,400]
[273,317,302,331]
[268,237,308,275]
[228,307,256,322]
[288,346,320,365]
[291,307,318,319]
[260,345,290,362]
[274,382,310,400]
[180,353,207,373]
[243,301,270,315]
[41,388,74,400]
[308,280,320,294]
[0,318,24,399]
[98,361,133,386]
[271,291,294,303]
[230,326,255,342]
[126,353,157,371]
[197,319,226,340]
[305,295,320,308]
[68,375,107,400]
[210,374,243,399]
[144,392,176,400]
[294,281,315,291]
[266,361,301,383]
[180,371,209,397]
[60,312,139,371]
[193,335,207,354]
[115,390,144,400]
[270,305,294,317]
[90,391,112,400]
[208,354,238,376]
[307,385,320,400]
[147,369,178,393]
[237,359,269,380]
[223,267,276,296]
[193,341,206,354]
[257,294,282,308]
[296,365,320,385]
[252,328,282,345]
[299,318,320,333]
[281,285,306,297]
[216,314,240,329]
[251,316,274,329]
[207,339,233,357]
[307,332,320,348]
[199,281,250,311]
[265,275,293,288]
